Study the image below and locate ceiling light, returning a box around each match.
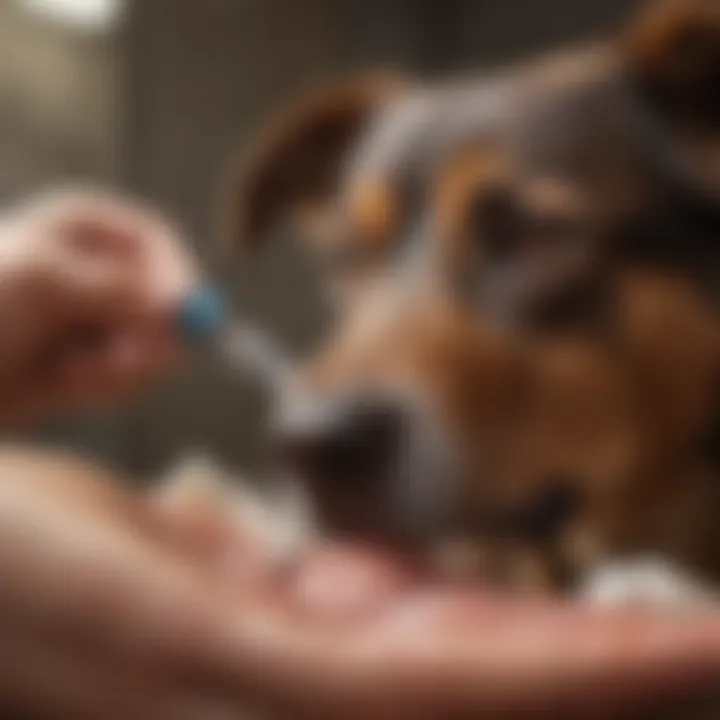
[18,0,125,33]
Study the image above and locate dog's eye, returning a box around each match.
[470,185,582,264]
[530,212,584,249]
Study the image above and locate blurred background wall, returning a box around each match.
[0,0,643,478]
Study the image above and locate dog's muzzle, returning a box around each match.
[272,392,455,544]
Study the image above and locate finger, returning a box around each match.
[64,209,196,356]
[12,189,196,368]
[0,450,264,720]
[63,330,150,392]
[71,325,185,406]
[0,336,147,425]
[0,622,145,720]
[25,186,162,261]
[46,188,197,312]
[369,595,720,717]
[51,254,143,319]
[31,188,192,316]
[150,460,292,586]
[113,316,187,374]
[0,462,252,686]
[137,215,197,312]
[0,616,249,720]
[0,320,182,428]
[206,552,720,718]
[61,209,145,260]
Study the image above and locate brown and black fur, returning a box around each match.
[226,0,720,594]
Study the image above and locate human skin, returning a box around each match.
[0,449,716,719]
[0,188,195,428]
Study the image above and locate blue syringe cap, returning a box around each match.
[178,286,226,344]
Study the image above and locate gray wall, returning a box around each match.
[115,0,643,476]
[0,3,127,464]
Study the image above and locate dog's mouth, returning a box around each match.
[294,467,585,586]
[305,471,590,599]
[270,372,587,589]
[468,481,584,544]
[276,401,465,553]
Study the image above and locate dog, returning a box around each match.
[223,0,720,601]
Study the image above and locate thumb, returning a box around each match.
[49,253,143,321]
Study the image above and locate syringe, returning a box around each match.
[177,286,293,393]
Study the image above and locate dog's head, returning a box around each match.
[227,1,720,585]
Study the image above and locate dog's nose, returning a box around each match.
[275,396,406,485]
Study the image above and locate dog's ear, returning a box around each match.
[224,74,408,253]
[624,0,720,128]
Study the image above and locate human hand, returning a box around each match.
[155,472,720,719]
[0,448,270,720]
[0,448,717,720]
[0,189,196,427]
